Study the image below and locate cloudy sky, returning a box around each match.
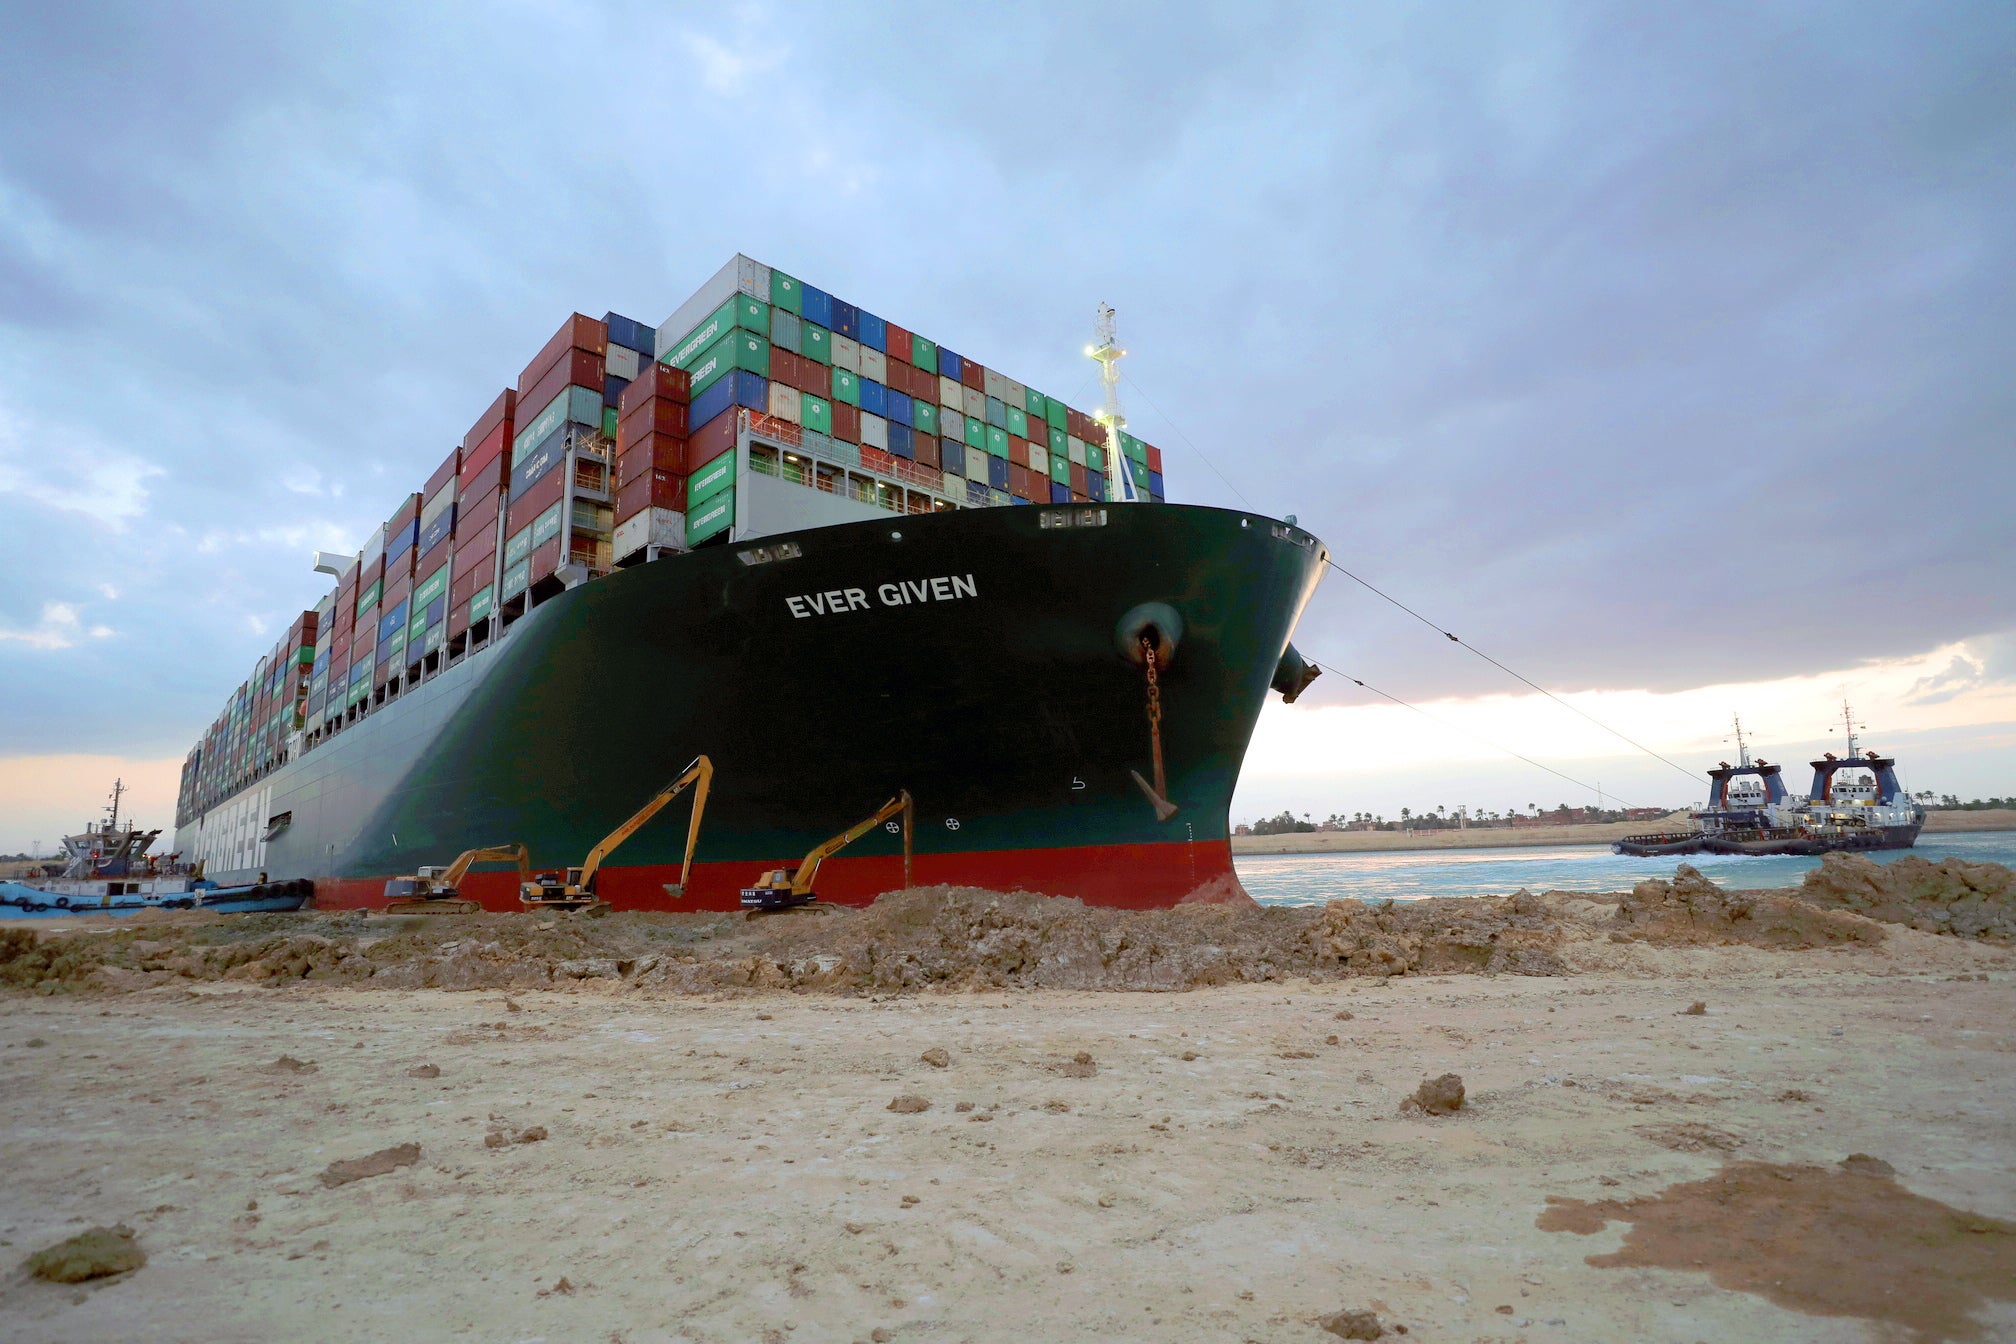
[1,2,2011,849]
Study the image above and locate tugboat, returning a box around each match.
[2,780,311,917]
[1614,706,1925,857]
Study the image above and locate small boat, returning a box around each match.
[1614,706,1925,858]
[3,780,312,918]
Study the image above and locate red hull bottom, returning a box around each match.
[309,840,1244,913]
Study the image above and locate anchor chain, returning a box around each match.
[1142,633,1167,802]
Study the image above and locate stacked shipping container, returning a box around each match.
[175,257,1167,829]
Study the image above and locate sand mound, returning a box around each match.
[23,1224,146,1283]
[1612,865,1886,948]
[1797,852,2016,939]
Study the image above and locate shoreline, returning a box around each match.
[1230,807,2016,856]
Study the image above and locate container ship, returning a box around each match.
[1613,709,1925,857]
[170,256,1329,911]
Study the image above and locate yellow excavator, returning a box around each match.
[520,755,712,913]
[382,844,531,915]
[740,790,912,912]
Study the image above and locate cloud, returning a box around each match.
[0,398,163,527]
[681,29,781,95]
[0,601,114,650]
[1906,653,1986,707]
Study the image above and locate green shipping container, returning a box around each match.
[1049,452,1071,480]
[602,406,619,439]
[1045,397,1067,430]
[1127,457,1151,488]
[801,323,831,365]
[356,578,382,616]
[965,416,986,450]
[768,306,800,355]
[687,328,770,400]
[1048,425,1067,454]
[504,523,533,568]
[1025,388,1048,418]
[913,401,938,435]
[414,564,448,610]
[985,424,1008,456]
[830,367,860,406]
[501,558,531,601]
[383,626,407,667]
[667,295,769,370]
[910,333,936,371]
[513,385,601,465]
[531,500,565,549]
[688,449,734,506]
[687,484,735,543]
[1006,406,1028,438]
[468,584,495,624]
[770,271,802,315]
[801,393,833,435]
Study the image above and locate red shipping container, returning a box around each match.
[960,359,985,392]
[616,362,691,417]
[463,388,516,453]
[861,446,896,474]
[458,487,501,543]
[913,435,940,469]
[359,557,384,594]
[460,420,511,495]
[832,402,859,444]
[616,396,688,448]
[448,601,470,642]
[507,462,566,529]
[386,491,422,533]
[528,536,564,585]
[617,435,691,487]
[453,538,496,582]
[1145,444,1162,474]
[1008,463,1032,499]
[686,408,736,469]
[1006,435,1029,468]
[517,347,605,424]
[424,447,460,499]
[1069,462,1088,495]
[450,561,493,609]
[519,313,607,396]
[615,470,686,520]
[883,322,911,365]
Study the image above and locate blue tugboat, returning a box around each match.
[1614,707,1925,858]
[2,780,311,918]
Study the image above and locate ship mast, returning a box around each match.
[1840,700,1863,761]
[1731,715,1751,768]
[106,777,124,835]
[1086,305,1140,503]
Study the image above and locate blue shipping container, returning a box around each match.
[857,311,887,353]
[986,395,1006,428]
[1086,468,1104,497]
[417,504,456,559]
[832,300,858,339]
[603,312,654,355]
[965,479,990,506]
[887,431,913,461]
[939,444,962,478]
[511,431,564,497]
[688,369,768,431]
[1148,469,1164,496]
[1050,481,1070,504]
[885,388,912,426]
[859,378,886,418]
[886,420,912,455]
[801,284,833,328]
[603,374,629,408]
[938,348,962,380]
[986,455,1009,490]
[419,595,446,630]
[379,600,409,644]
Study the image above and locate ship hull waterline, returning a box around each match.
[178,503,1328,912]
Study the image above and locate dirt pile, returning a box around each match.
[1309,889,1566,976]
[1612,865,1886,948]
[1798,852,2016,939]
[23,1225,145,1282]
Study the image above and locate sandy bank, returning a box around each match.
[1231,807,2016,855]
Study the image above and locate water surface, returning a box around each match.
[1234,830,2016,907]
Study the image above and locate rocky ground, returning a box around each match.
[1,854,2013,1342]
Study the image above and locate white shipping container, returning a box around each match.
[965,446,989,480]
[768,383,803,424]
[605,345,641,380]
[940,405,964,439]
[831,334,860,373]
[655,254,771,360]
[962,386,985,419]
[859,412,888,449]
[612,506,685,560]
[1067,436,1087,466]
[938,374,961,406]
[1001,376,1026,407]
[1030,452,1049,478]
[360,523,387,568]
[859,347,886,383]
[981,368,1007,402]
[420,482,455,528]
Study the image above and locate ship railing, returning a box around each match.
[742,410,957,505]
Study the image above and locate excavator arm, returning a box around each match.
[794,790,913,895]
[436,843,531,891]
[578,755,713,894]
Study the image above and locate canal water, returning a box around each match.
[1233,830,2016,908]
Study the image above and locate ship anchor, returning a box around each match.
[1129,633,1179,821]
